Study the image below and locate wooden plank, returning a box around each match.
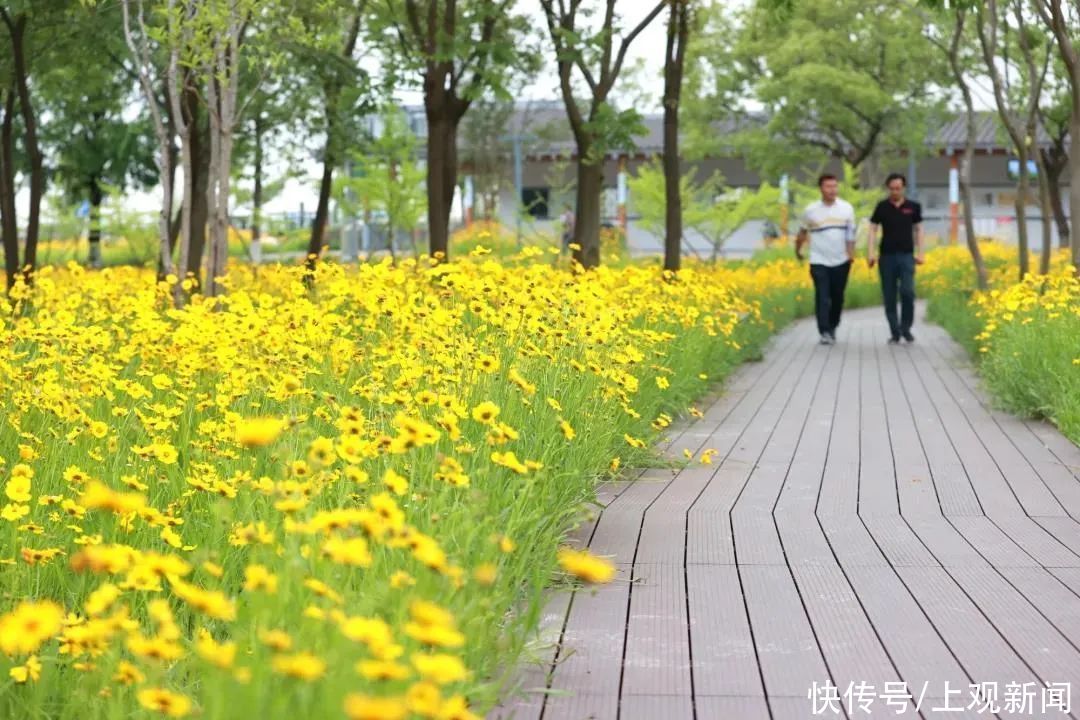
[545,566,632,698]
[790,564,912,709]
[488,593,572,720]
[858,323,900,518]
[686,565,765,697]
[539,692,617,720]
[839,564,972,697]
[896,566,1039,689]
[688,321,819,564]
[732,340,833,565]
[991,516,1080,567]
[927,339,1080,518]
[694,696,770,719]
[899,346,1023,518]
[947,565,1080,683]
[1026,419,1080,478]
[740,565,833,698]
[587,476,672,561]
[816,326,863,519]
[890,334,984,517]
[875,328,952,517]
[618,695,692,720]
[621,563,692,697]
[945,516,1039,568]
[917,339,1069,517]
[1035,516,1080,559]
[998,566,1080,646]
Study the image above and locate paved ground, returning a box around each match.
[491,304,1080,720]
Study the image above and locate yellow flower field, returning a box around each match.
[0,252,875,719]
[923,244,1080,442]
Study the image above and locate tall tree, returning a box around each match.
[0,86,16,289]
[372,0,528,261]
[922,3,989,290]
[1031,0,1080,268]
[301,1,367,275]
[121,0,179,281]
[1038,71,1071,249]
[662,0,692,273]
[976,0,1049,279]
[46,5,157,269]
[736,0,944,180]
[540,0,666,269]
[0,4,47,286]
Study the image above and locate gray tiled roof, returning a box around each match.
[496,104,1064,157]
[405,101,1066,158]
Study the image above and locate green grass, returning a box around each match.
[922,247,1080,444]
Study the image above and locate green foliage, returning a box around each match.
[41,4,158,207]
[687,0,946,179]
[334,105,426,239]
[923,249,1080,444]
[628,160,782,259]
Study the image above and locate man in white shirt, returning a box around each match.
[795,174,856,345]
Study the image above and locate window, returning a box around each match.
[522,188,550,219]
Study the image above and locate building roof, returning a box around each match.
[403,100,1066,160]
[497,103,1064,159]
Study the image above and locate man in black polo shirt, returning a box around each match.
[868,173,924,344]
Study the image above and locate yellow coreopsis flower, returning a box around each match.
[9,654,41,683]
[137,687,192,718]
[557,547,617,584]
[235,417,285,448]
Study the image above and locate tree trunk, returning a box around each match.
[88,178,104,269]
[5,12,43,285]
[1042,148,1069,249]
[252,113,263,264]
[305,11,360,277]
[1015,149,1031,279]
[662,0,689,274]
[958,156,988,292]
[1033,147,1054,275]
[206,75,223,298]
[942,8,989,291]
[307,106,336,270]
[425,112,457,261]
[573,158,603,269]
[185,85,211,285]
[0,88,17,290]
[1070,112,1080,269]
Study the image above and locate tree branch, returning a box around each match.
[610,1,666,85]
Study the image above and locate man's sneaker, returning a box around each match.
[887,335,901,345]
[820,334,834,345]
[902,330,915,343]
[828,331,837,344]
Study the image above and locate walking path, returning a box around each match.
[491,305,1080,720]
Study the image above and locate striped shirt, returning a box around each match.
[801,199,856,267]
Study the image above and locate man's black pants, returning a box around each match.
[810,260,852,336]
[879,252,916,339]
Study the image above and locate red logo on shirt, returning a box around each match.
[901,208,913,214]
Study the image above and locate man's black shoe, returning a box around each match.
[887,336,900,345]
[902,330,915,343]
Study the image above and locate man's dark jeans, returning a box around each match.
[809,260,851,336]
[879,252,916,338]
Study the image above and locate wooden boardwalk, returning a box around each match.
[491,305,1080,720]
